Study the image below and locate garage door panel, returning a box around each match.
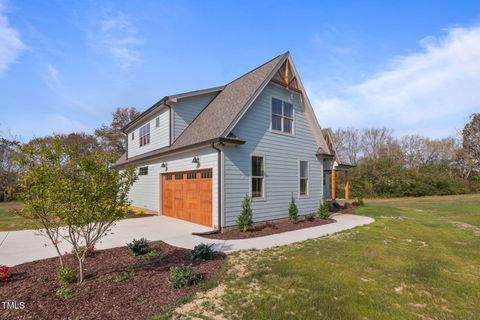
[162,169,212,227]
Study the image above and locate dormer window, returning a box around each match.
[131,132,134,140]
[139,123,150,147]
[156,117,160,128]
[271,97,293,134]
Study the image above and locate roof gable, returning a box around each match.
[225,53,331,155]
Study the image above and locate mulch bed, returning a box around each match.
[0,242,224,320]
[202,216,336,240]
[123,212,156,219]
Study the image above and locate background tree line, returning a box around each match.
[332,113,480,198]
[0,107,140,201]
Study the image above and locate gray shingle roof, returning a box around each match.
[172,53,288,148]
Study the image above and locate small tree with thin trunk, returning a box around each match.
[17,135,136,283]
[288,193,298,224]
[237,194,253,232]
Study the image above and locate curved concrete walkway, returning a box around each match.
[164,214,374,252]
[0,214,374,266]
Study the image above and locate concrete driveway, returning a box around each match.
[0,214,374,266]
[0,216,210,266]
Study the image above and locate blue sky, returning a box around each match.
[1,0,479,141]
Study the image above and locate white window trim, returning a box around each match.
[139,166,149,176]
[139,123,151,147]
[250,153,266,202]
[298,160,310,198]
[270,96,295,137]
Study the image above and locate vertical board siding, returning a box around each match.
[127,148,218,228]
[223,83,324,226]
[173,93,217,140]
[127,107,170,158]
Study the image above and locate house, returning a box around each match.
[321,128,355,200]
[115,52,336,230]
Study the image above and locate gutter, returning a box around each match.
[114,137,244,168]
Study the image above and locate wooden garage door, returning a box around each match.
[162,169,212,227]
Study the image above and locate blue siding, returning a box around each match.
[174,93,217,140]
[223,84,324,226]
[324,172,331,199]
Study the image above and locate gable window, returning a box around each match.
[299,161,309,196]
[139,166,148,175]
[131,132,134,140]
[155,117,160,128]
[139,123,150,147]
[271,97,294,134]
[251,155,265,199]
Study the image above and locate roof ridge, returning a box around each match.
[220,51,289,88]
[171,52,288,148]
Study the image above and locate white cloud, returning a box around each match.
[88,11,143,70]
[0,1,26,77]
[45,64,61,90]
[309,26,480,138]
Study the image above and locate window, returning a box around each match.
[155,117,160,128]
[300,161,309,196]
[165,174,172,180]
[251,156,265,198]
[139,123,150,147]
[139,166,148,175]
[201,171,212,179]
[187,172,196,179]
[175,173,183,180]
[271,97,294,134]
[131,132,134,140]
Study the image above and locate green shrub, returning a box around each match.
[237,194,253,232]
[127,238,150,256]
[168,265,200,289]
[191,243,214,261]
[318,200,330,219]
[56,286,73,299]
[288,194,298,224]
[114,271,130,283]
[143,249,160,262]
[57,266,77,285]
[352,198,365,206]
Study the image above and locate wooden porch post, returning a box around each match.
[331,170,336,199]
[345,171,350,200]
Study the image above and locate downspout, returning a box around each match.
[164,101,173,145]
[211,142,223,232]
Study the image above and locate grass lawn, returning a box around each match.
[170,194,480,319]
[0,201,41,231]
